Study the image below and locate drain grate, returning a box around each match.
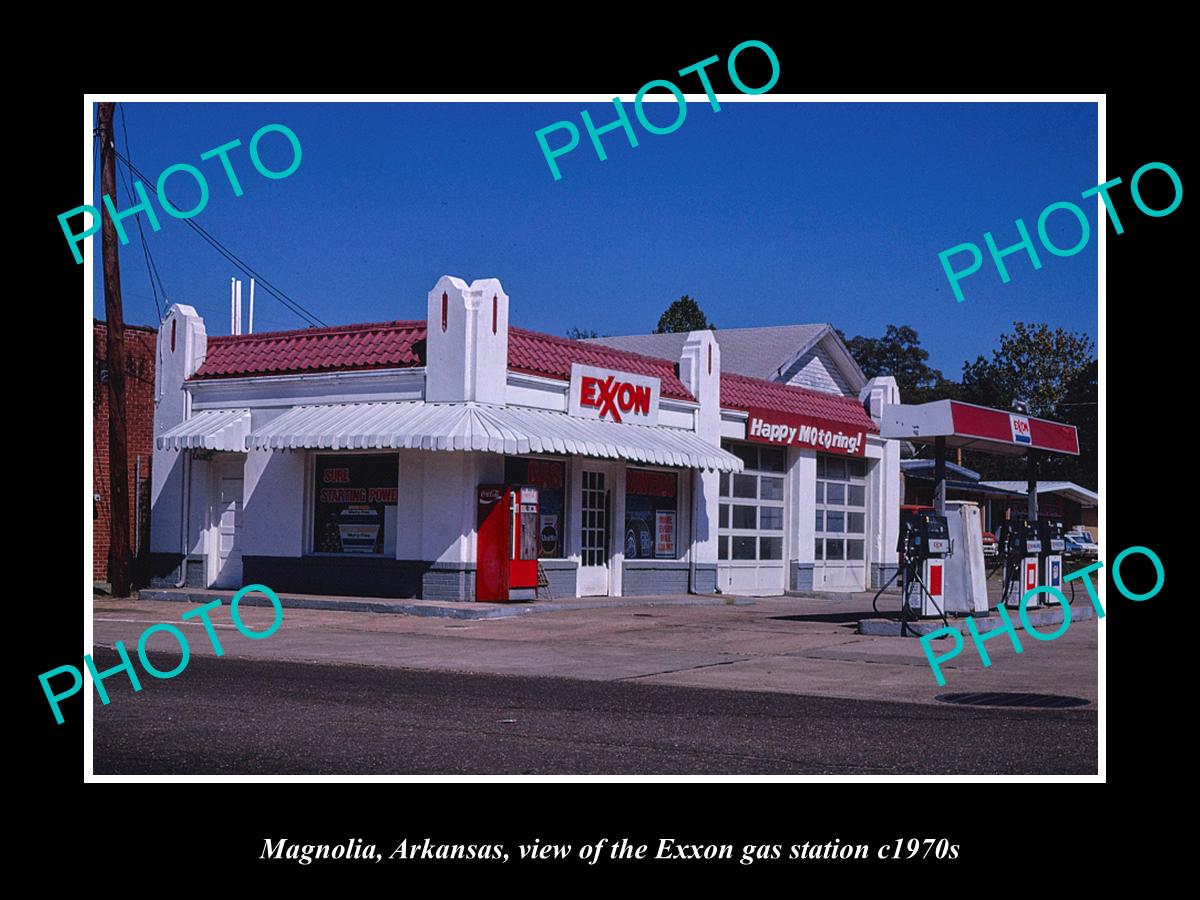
[936,692,1090,709]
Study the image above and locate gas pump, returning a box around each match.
[1038,518,1066,604]
[893,511,952,631]
[476,484,540,602]
[999,519,1042,609]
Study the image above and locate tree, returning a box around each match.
[958,322,1097,484]
[839,324,957,404]
[655,295,714,333]
[1053,358,1097,490]
[566,326,600,339]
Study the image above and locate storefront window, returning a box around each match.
[505,457,566,558]
[312,454,398,555]
[624,468,678,560]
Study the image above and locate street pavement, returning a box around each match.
[92,651,1096,775]
[89,593,1099,775]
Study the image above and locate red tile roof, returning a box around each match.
[508,327,692,400]
[191,320,695,399]
[190,320,870,432]
[193,320,425,380]
[721,372,879,433]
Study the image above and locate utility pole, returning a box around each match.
[99,103,131,597]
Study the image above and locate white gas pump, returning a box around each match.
[1038,519,1065,603]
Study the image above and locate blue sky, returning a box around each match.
[89,101,1098,374]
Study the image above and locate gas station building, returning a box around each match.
[149,275,902,601]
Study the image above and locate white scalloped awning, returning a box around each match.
[156,409,251,451]
[248,402,742,471]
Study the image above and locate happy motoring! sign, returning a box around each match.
[569,364,661,426]
[746,407,866,457]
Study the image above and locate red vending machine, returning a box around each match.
[476,484,540,602]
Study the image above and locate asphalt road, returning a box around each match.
[92,650,1096,775]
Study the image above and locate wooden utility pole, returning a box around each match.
[99,103,131,597]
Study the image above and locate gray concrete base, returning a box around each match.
[137,588,753,620]
[858,602,1096,637]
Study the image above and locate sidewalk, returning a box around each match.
[137,587,752,620]
[96,588,1100,708]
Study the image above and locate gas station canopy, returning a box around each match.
[880,400,1079,457]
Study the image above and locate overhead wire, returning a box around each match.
[106,143,326,329]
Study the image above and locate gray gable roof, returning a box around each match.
[586,324,835,381]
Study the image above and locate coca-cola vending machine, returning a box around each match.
[476,484,539,602]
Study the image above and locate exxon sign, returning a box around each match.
[568,364,660,426]
[1010,414,1032,445]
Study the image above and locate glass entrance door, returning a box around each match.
[578,469,610,596]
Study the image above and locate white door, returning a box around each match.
[578,469,610,596]
[212,466,244,588]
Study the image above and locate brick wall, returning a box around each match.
[93,320,157,583]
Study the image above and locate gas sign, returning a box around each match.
[1009,414,1032,445]
[568,364,661,426]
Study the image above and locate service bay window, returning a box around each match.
[718,442,786,561]
[624,468,679,560]
[312,454,398,555]
[814,455,867,563]
[504,456,567,559]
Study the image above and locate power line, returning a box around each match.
[107,145,327,329]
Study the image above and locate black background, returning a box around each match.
[37,18,1183,883]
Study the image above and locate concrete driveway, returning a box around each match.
[91,591,1099,707]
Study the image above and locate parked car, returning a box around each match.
[981,531,998,557]
[1065,531,1098,560]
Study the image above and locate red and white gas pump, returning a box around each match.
[476,484,540,602]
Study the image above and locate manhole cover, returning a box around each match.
[936,692,1090,709]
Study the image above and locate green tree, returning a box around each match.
[839,324,958,404]
[655,295,714,333]
[566,326,600,339]
[958,322,1097,484]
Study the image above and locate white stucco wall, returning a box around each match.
[790,448,818,565]
[150,304,207,558]
[242,448,305,558]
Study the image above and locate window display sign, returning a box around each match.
[504,457,566,558]
[655,511,676,558]
[313,455,398,555]
[625,469,678,560]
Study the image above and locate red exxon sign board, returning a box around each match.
[880,400,1079,456]
[568,364,661,426]
[746,408,866,457]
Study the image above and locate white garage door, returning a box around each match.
[814,455,867,591]
[717,442,786,595]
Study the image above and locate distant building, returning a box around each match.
[587,324,866,396]
[93,319,157,585]
[900,457,1098,538]
[980,481,1100,539]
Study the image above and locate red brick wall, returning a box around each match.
[93,320,157,583]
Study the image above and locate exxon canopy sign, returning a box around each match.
[746,408,866,457]
[568,364,661,426]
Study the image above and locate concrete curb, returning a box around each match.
[136,589,753,620]
[858,603,1097,637]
